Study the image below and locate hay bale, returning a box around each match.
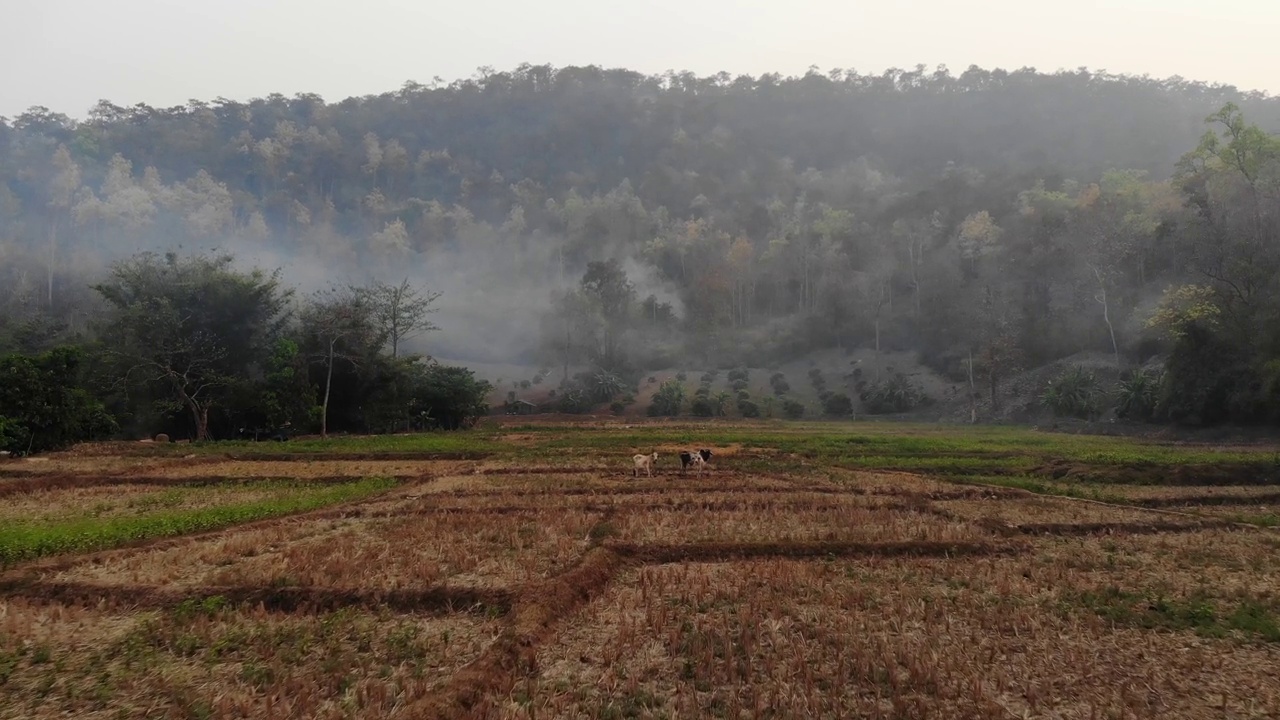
[155,433,170,443]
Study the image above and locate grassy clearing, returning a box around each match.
[0,478,397,566]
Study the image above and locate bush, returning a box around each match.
[769,372,791,396]
[736,390,750,402]
[737,399,760,418]
[675,372,687,381]
[823,393,854,417]
[781,399,805,419]
[610,401,627,415]
[730,379,749,393]
[861,374,929,414]
[0,347,117,454]
[647,379,686,417]
[727,368,749,383]
[694,386,711,398]
[690,397,715,417]
[1114,368,1163,421]
[1041,365,1101,420]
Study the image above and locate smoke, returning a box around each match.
[621,255,684,319]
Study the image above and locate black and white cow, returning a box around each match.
[678,448,713,477]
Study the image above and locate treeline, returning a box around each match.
[2,64,1279,427]
[0,252,490,454]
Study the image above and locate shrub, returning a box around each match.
[737,399,760,418]
[712,392,731,416]
[675,371,688,381]
[823,393,854,417]
[1041,365,1102,419]
[736,390,750,402]
[0,347,117,454]
[694,386,711,398]
[861,374,929,414]
[647,380,686,417]
[730,379,749,393]
[690,397,715,417]
[769,372,791,396]
[727,368,749,383]
[610,401,627,415]
[782,399,805,419]
[1114,368,1163,421]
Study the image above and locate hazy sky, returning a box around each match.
[3,0,1277,119]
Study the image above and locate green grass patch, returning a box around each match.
[0,477,396,566]
[1070,586,1280,642]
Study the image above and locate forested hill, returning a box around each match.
[3,64,1280,426]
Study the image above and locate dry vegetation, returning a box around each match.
[3,425,1279,719]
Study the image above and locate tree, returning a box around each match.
[360,278,441,358]
[406,362,492,430]
[300,287,378,438]
[0,346,116,454]
[45,145,81,308]
[94,252,290,441]
[578,259,636,370]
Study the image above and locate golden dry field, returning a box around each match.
[3,419,1280,719]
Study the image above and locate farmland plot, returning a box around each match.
[3,422,1279,720]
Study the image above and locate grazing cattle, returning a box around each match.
[678,448,713,477]
[633,451,659,478]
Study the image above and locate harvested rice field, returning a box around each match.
[2,419,1279,719]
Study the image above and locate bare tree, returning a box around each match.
[361,278,441,358]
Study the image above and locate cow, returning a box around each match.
[678,448,713,477]
[632,451,659,478]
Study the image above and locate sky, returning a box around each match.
[3,0,1277,119]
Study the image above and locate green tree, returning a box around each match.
[94,252,290,441]
[0,346,116,454]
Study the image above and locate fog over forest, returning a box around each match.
[3,63,1280,438]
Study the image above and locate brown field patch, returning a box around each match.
[143,459,449,480]
[935,495,1188,526]
[482,557,1280,719]
[48,510,601,592]
[602,504,987,545]
[0,599,501,720]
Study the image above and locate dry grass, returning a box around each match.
[146,459,451,480]
[935,496,1195,526]
[49,509,600,591]
[602,505,986,545]
[0,598,501,719]
[6,430,1280,719]
[486,558,1280,719]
